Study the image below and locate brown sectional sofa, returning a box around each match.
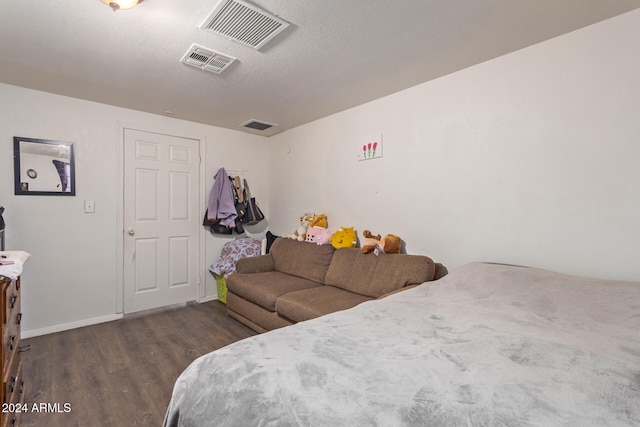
[226,237,445,333]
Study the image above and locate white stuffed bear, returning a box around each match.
[289,213,313,241]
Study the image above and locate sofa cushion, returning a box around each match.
[276,286,372,323]
[324,248,435,298]
[226,271,322,312]
[269,238,335,284]
[226,293,293,332]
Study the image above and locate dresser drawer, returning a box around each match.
[2,351,22,404]
[1,273,25,427]
[1,360,24,427]
[3,279,18,325]
[2,278,20,368]
[0,277,24,427]
[5,290,20,335]
[2,322,18,371]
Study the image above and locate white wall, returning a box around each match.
[0,83,270,337]
[268,9,640,282]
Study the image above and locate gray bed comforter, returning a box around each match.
[164,262,640,426]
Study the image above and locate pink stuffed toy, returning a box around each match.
[305,226,331,245]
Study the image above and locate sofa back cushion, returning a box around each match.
[325,248,435,298]
[269,238,335,284]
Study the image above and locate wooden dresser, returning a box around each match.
[1,275,24,427]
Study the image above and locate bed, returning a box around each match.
[164,262,640,426]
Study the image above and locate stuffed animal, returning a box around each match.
[361,230,402,255]
[360,230,381,254]
[380,234,402,254]
[288,213,313,241]
[330,226,357,249]
[308,213,328,228]
[305,226,331,245]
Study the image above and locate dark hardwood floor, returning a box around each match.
[19,301,255,426]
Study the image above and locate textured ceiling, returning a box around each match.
[1,0,639,136]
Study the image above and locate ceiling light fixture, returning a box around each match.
[101,0,143,12]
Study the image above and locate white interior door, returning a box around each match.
[123,129,200,313]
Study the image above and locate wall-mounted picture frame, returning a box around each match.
[13,136,76,196]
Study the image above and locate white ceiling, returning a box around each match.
[1,0,639,137]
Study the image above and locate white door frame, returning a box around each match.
[115,122,206,314]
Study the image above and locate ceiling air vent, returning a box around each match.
[180,44,236,74]
[200,0,290,50]
[241,119,277,131]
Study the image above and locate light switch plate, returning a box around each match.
[84,200,95,213]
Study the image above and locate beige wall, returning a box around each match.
[268,9,640,282]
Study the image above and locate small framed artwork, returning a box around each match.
[13,136,76,196]
[358,133,383,161]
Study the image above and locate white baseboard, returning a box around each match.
[198,295,219,303]
[22,313,124,339]
[23,298,219,338]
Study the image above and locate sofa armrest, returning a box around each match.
[235,254,275,274]
[377,284,418,299]
[433,263,447,280]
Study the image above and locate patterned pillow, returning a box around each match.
[210,238,262,277]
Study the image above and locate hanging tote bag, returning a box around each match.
[229,177,246,234]
[242,178,265,225]
[203,209,232,234]
[229,176,247,222]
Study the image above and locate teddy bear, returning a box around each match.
[382,235,402,254]
[360,230,381,253]
[305,226,331,245]
[330,226,357,249]
[308,213,328,228]
[360,230,401,255]
[288,213,313,241]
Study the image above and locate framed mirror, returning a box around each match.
[13,137,76,196]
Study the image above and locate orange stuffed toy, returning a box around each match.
[288,213,313,241]
[309,213,328,228]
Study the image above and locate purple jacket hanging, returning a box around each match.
[207,168,237,228]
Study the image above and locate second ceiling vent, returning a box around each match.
[200,0,290,50]
[181,44,236,74]
[240,119,277,131]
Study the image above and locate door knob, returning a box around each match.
[127,228,135,236]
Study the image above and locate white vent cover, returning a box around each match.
[200,0,290,50]
[180,44,236,74]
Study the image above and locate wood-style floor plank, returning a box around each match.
[19,301,255,426]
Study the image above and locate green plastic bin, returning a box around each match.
[214,273,227,304]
